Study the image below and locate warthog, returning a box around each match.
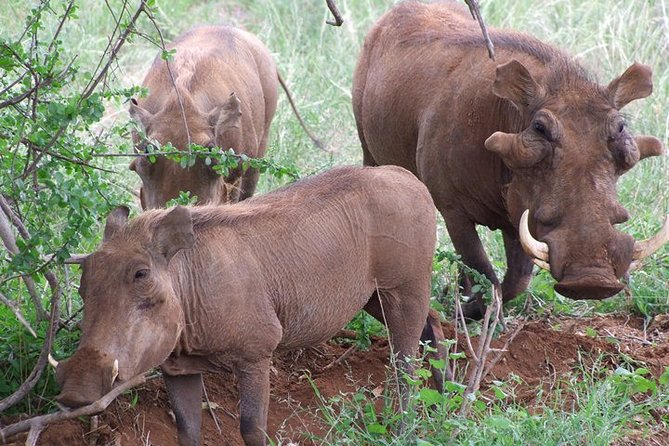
[129,25,322,209]
[352,1,668,319]
[54,166,447,446]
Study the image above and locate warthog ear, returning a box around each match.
[491,59,542,111]
[104,206,130,242]
[210,92,242,140]
[129,98,154,127]
[635,135,664,160]
[607,63,653,109]
[153,206,195,263]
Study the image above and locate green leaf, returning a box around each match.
[418,387,444,406]
[161,48,177,60]
[428,358,446,370]
[366,423,386,434]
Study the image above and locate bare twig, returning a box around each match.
[0,196,47,319]
[0,71,28,98]
[457,286,504,418]
[0,374,147,442]
[25,422,44,446]
[88,415,99,446]
[201,376,222,436]
[79,0,145,102]
[463,0,495,60]
[322,345,356,370]
[48,0,76,52]
[374,279,402,405]
[481,319,525,379]
[277,73,329,152]
[454,297,478,362]
[139,6,192,149]
[325,0,344,26]
[18,135,116,176]
[0,291,37,337]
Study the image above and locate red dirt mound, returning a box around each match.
[3,314,668,445]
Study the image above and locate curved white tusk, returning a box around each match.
[532,258,551,271]
[632,216,669,261]
[111,359,119,386]
[48,353,59,368]
[519,209,550,262]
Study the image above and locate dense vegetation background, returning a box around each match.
[0,0,667,444]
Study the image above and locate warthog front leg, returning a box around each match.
[164,373,203,446]
[442,209,501,320]
[237,357,271,446]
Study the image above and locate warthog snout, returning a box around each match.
[554,269,625,300]
[54,347,120,408]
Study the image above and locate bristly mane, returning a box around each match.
[392,0,596,94]
[128,167,367,234]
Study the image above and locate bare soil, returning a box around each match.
[3,314,669,446]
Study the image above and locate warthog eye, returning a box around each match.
[134,269,150,280]
[533,121,548,138]
[618,122,625,134]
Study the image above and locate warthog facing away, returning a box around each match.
[353,1,668,319]
[54,166,446,446]
[129,25,278,208]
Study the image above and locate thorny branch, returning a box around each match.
[326,0,344,26]
[464,0,495,60]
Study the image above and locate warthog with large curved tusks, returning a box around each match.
[129,25,324,209]
[54,166,447,446]
[352,1,668,319]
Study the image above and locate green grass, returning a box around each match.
[300,353,669,446]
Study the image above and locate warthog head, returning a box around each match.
[485,60,667,299]
[55,206,194,407]
[129,90,243,209]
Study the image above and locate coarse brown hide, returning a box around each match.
[129,26,279,208]
[352,1,667,319]
[54,166,447,446]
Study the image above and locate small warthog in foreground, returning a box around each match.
[130,25,322,209]
[54,166,447,446]
[353,1,668,319]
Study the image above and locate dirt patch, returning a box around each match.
[3,314,668,446]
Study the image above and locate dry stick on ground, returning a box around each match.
[322,345,356,370]
[463,0,495,60]
[454,286,508,418]
[0,374,148,443]
[200,375,222,436]
[325,0,344,26]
